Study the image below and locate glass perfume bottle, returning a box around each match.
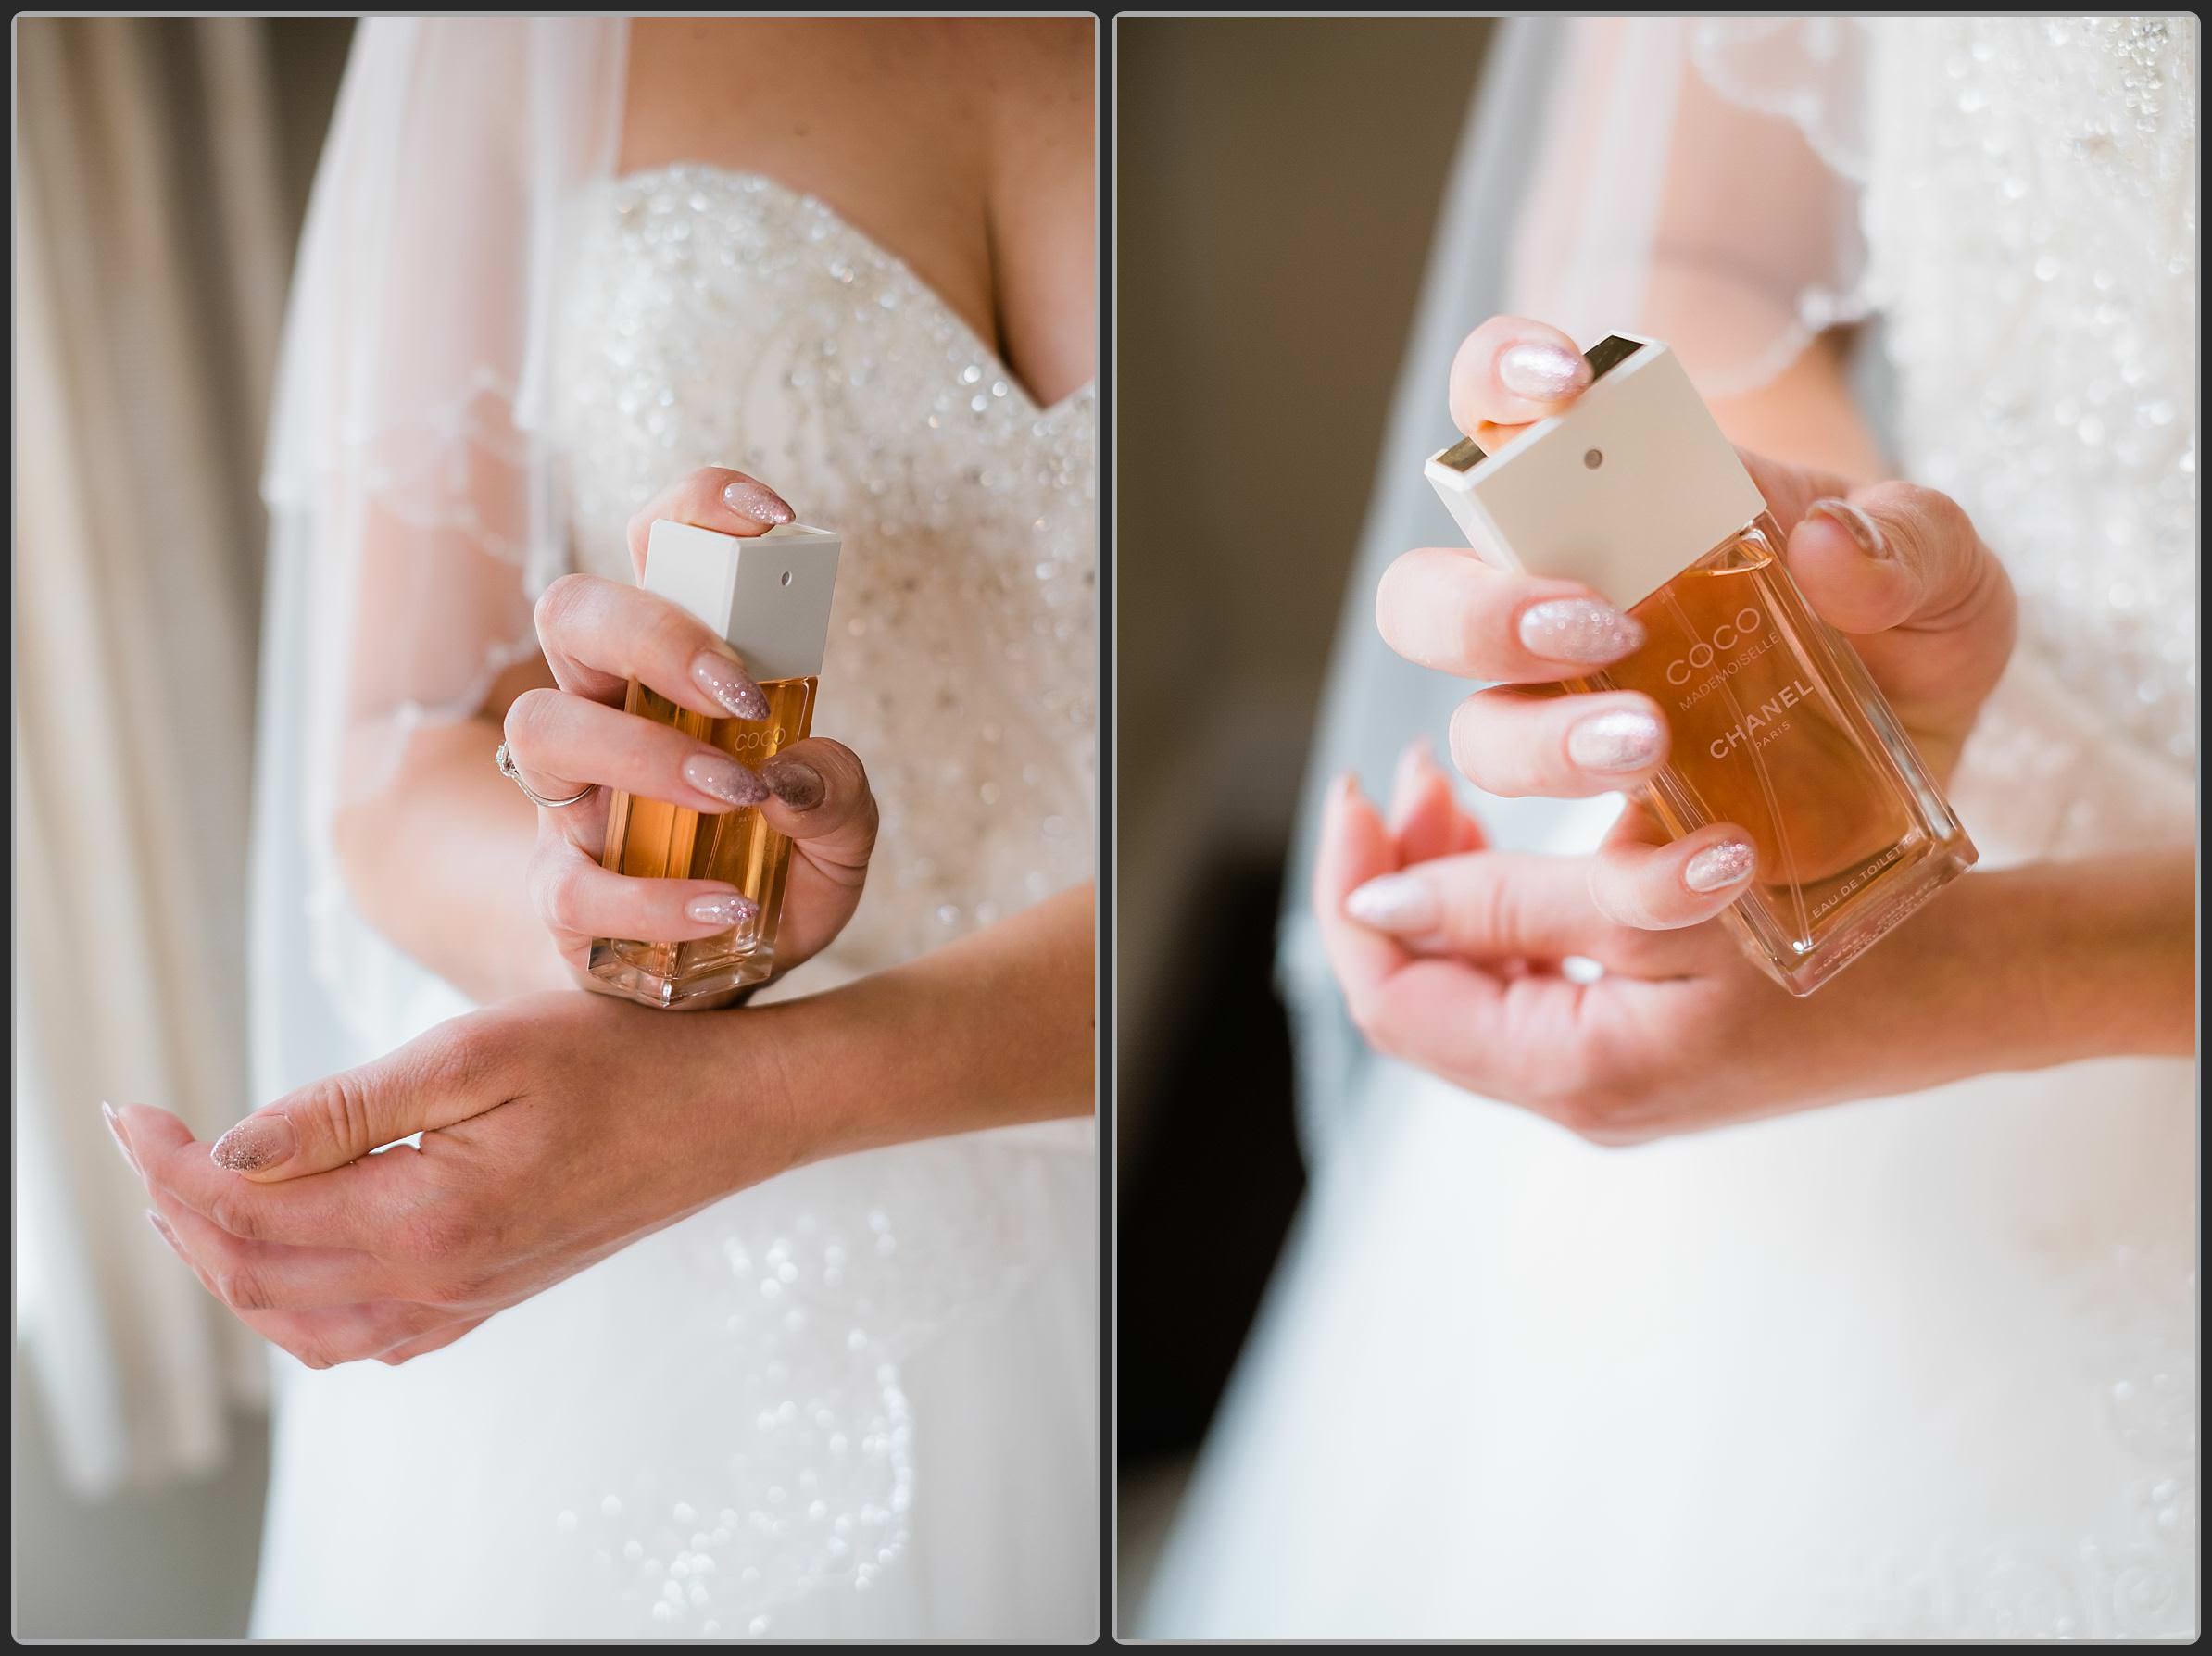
[589,518,841,1009]
[1425,333,1975,996]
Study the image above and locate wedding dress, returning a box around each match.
[1143,17,2194,1639]
[245,21,1094,1639]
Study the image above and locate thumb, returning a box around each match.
[760,736,876,880]
[1782,482,2017,733]
[210,1015,507,1182]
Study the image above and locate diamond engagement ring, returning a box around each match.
[494,741,596,809]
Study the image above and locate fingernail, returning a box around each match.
[1806,497,1891,560]
[1344,872,1439,934]
[211,1114,295,1173]
[1518,597,1646,665]
[722,479,795,526]
[1566,708,1664,772]
[683,751,770,807]
[685,891,761,929]
[690,651,771,721]
[1496,341,1592,402]
[144,1209,186,1260]
[763,757,824,811]
[1684,837,1758,894]
[101,1102,139,1174]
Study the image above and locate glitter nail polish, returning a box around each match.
[591,519,842,1008]
[1426,333,1975,996]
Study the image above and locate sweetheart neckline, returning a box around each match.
[603,161,1096,421]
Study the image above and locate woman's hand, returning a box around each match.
[503,467,877,995]
[107,884,1097,1370]
[107,992,800,1368]
[1316,743,2189,1145]
[1376,316,2017,933]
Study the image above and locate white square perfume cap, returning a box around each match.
[643,519,842,682]
[1424,333,1766,610]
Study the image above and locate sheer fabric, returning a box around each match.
[1510,17,1872,395]
[253,19,624,1069]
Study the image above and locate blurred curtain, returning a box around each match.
[13,18,295,1495]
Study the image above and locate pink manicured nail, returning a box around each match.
[1805,497,1892,560]
[1566,709,1664,773]
[690,651,771,721]
[211,1114,295,1173]
[722,479,795,526]
[145,1209,186,1260]
[763,758,824,810]
[1496,341,1592,402]
[684,751,770,808]
[1518,597,1645,665]
[1344,872,1439,934]
[685,892,760,929]
[1684,838,1758,893]
[101,1102,139,1174]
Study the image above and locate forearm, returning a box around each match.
[748,882,1096,1169]
[331,716,570,1005]
[1881,850,2198,1089]
[2002,847,2197,1063]
[1696,325,1889,486]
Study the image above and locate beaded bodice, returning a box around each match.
[549,165,1097,980]
[1864,16,2197,771]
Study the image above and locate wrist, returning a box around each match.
[693,987,892,1181]
[1956,850,2195,1068]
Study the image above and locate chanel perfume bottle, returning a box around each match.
[589,518,841,1009]
[1425,333,1974,995]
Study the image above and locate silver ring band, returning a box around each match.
[494,742,596,809]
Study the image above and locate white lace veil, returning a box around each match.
[249,18,629,1095]
[1279,16,1882,1160]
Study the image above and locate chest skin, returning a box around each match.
[620,18,1094,408]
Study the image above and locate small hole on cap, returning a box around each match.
[780,571,793,587]
[1584,448,1604,470]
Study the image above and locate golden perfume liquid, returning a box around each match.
[588,675,816,1008]
[1569,513,1974,993]
[584,514,840,1010]
[1425,332,1975,995]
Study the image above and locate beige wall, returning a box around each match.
[1115,19,1490,1122]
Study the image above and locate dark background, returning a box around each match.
[1112,16,1493,1599]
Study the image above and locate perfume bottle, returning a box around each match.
[1424,333,1975,996]
[589,518,841,1009]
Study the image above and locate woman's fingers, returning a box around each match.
[192,1007,516,1186]
[376,1316,488,1367]
[142,1189,393,1311]
[114,1104,390,1243]
[1376,547,1645,681]
[622,466,796,579]
[533,572,771,721]
[250,1300,459,1371]
[531,833,760,949]
[761,738,876,876]
[1782,482,2017,727]
[1340,847,1685,974]
[503,687,768,819]
[1447,315,1593,433]
[1387,735,1487,863]
[1587,808,1760,932]
[1313,774,1414,1013]
[1448,685,1669,798]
